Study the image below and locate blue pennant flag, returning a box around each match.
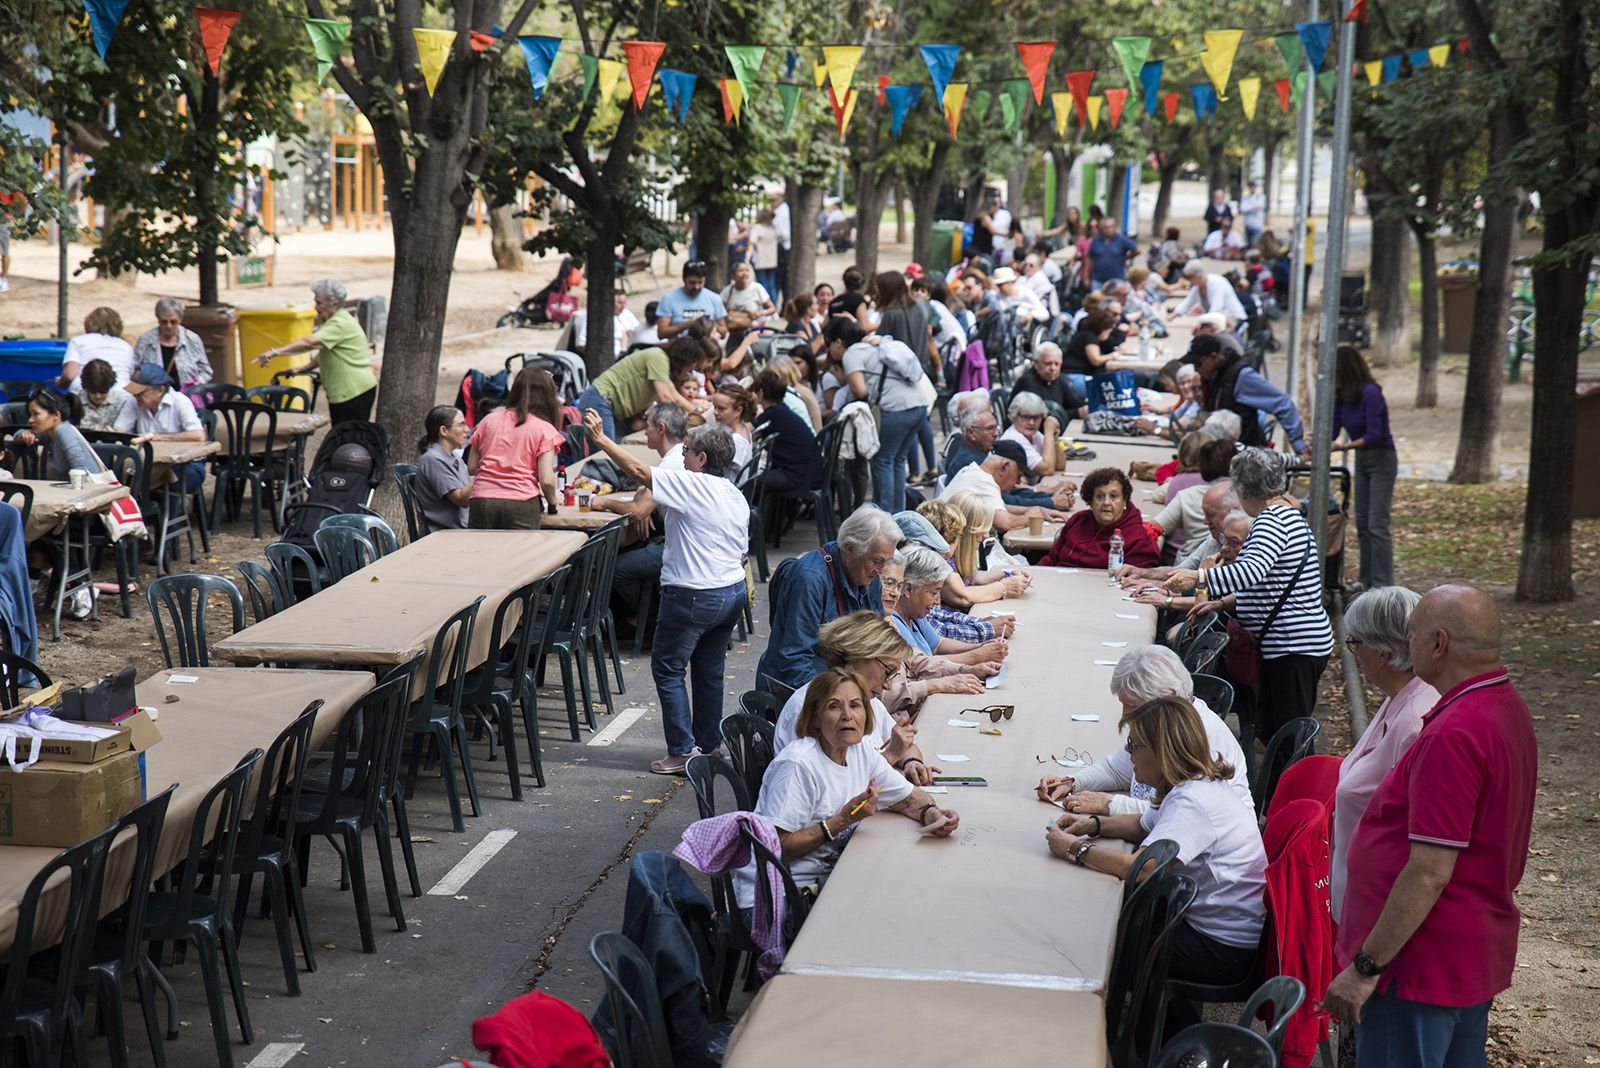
[1381,55,1402,82]
[83,0,130,58]
[919,44,961,104]
[884,84,923,135]
[517,36,562,99]
[1407,49,1430,69]
[1139,60,1163,116]
[785,49,798,79]
[658,69,697,123]
[1190,82,1218,122]
[1295,21,1332,69]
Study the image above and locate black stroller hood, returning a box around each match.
[279,420,390,550]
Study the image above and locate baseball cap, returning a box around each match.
[124,362,173,393]
[892,510,950,554]
[903,262,926,279]
[1196,312,1228,331]
[990,439,1030,470]
[990,267,1018,285]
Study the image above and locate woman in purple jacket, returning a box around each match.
[1333,346,1396,588]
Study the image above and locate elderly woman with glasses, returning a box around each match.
[887,544,1010,664]
[1001,391,1062,477]
[877,556,1000,713]
[774,611,936,785]
[1046,695,1266,1039]
[1036,645,1249,816]
[254,279,378,424]
[1331,586,1436,923]
[133,297,213,390]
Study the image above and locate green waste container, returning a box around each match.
[929,221,960,274]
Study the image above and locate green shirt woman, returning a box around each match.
[256,278,379,423]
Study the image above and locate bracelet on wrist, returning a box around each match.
[916,802,938,824]
[818,818,836,843]
[1089,815,1102,837]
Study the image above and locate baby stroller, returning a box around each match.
[497,257,580,329]
[273,421,390,592]
[1337,273,1371,348]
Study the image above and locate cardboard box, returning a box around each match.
[0,750,144,847]
[10,708,162,765]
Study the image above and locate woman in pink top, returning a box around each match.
[1331,586,1438,921]
[467,367,564,529]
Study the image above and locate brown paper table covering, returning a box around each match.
[216,411,328,454]
[569,442,661,475]
[778,568,1155,992]
[723,974,1108,1067]
[213,529,585,669]
[1062,421,1177,450]
[14,479,130,542]
[148,439,222,488]
[540,498,636,531]
[1003,440,1168,553]
[0,667,372,956]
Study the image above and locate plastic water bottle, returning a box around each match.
[1108,532,1125,583]
[1138,324,1151,361]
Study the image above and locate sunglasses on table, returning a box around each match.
[959,704,1014,723]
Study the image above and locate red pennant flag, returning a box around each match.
[1065,69,1094,125]
[1456,37,1470,51]
[621,40,665,109]
[1016,42,1055,105]
[1104,88,1127,129]
[1163,91,1179,123]
[468,30,497,52]
[1274,78,1291,112]
[194,7,240,76]
[719,78,736,123]
[876,74,890,106]
[1345,0,1366,22]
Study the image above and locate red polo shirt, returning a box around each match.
[1336,669,1536,1006]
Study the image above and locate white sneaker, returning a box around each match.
[68,587,93,620]
[0,278,10,292]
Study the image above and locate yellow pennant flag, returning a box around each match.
[412,28,455,96]
[1238,76,1261,120]
[1052,90,1070,135]
[1428,43,1450,68]
[1086,94,1103,130]
[1201,29,1243,100]
[822,45,863,92]
[597,57,624,102]
[721,78,744,124]
[813,62,828,89]
[836,87,859,138]
[943,82,968,137]
[1363,60,1383,86]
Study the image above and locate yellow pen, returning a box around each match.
[849,785,878,817]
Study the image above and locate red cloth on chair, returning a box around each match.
[1265,754,1342,823]
[1262,797,1335,1068]
[472,991,611,1068]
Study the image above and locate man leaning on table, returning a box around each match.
[117,363,206,555]
[1322,585,1536,1068]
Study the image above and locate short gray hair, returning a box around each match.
[646,402,687,443]
[311,278,348,304]
[895,543,950,587]
[1035,341,1062,362]
[1110,645,1194,705]
[1222,508,1252,528]
[1177,363,1198,381]
[1102,279,1130,300]
[837,504,901,555]
[956,403,995,431]
[1182,261,1205,280]
[1345,586,1422,671]
[1199,410,1242,441]
[153,297,185,318]
[685,423,735,476]
[1008,391,1046,420]
[946,388,990,426]
[1229,446,1288,502]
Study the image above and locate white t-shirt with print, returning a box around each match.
[733,736,914,908]
[648,467,748,589]
[1138,777,1268,948]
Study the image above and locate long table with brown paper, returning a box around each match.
[729,569,1155,1064]
[0,667,372,957]
[1003,439,1172,555]
[213,529,584,673]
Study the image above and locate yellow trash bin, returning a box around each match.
[237,307,317,394]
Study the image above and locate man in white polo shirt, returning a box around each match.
[116,362,207,558]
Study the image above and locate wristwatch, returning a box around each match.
[1353,950,1387,977]
[1071,840,1094,865]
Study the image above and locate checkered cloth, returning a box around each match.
[924,603,996,644]
[674,811,787,979]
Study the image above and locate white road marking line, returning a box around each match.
[246,1043,306,1068]
[427,829,518,896]
[586,706,647,747]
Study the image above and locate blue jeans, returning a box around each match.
[652,581,746,756]
[756,268,780,301]
[872,407,925,512]
[1356,988,1490,1068]
[907,417,937,476]
[574,385,616,440]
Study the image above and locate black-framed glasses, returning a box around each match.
[1343,635,1364,650]
[960,704,1014,723]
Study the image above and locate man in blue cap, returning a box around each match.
[117,362,207,560]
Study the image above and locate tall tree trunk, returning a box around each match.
[1366,209,1411,367]
[1413,227,1440,407]
[489,203,525,270]
[694,205,731,291]
[1207,143,1229,197]
[910,142,952,267]
[1448,125,1521,483]
[1152,157,1181,237]
[963,175,984,222]
[786,181,822,299]
[1107,164,1128,227]
[892,177,907,245]
[581,211,621,379]
[195,70,222,306]
[853,166,888,277]
[1262,131,1284,219]
[1006,156,1028,220]
[1049,145,1076,227]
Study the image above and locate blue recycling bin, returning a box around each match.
[0,340,67,386]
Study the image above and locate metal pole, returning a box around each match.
[1285,0,1318,405]
[1310,4,1359,561]
[56,9,69,338]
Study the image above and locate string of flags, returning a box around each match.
[78,0,1478,139]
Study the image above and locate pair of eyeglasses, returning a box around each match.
[1343,635,1364,650]
[960,704,1014,723]
[1036,747,1093,767]
[877,659,903,683]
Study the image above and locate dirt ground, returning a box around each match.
[7,202,1591,1063]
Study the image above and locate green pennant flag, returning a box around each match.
[305,18,351,83]
[724,45,766,104]
[1274,32,1304,75]
[778,82,801,132]
[579,53,598,102]
[971,88,992,123]
[1291,70,1309,110]
[1317,69,1336,100]
[1001,78,1029,134]
[1111,36,1150,88]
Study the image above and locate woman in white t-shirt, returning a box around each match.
[734,668,960,909]
[1046,695,1266,1039]
[583,414,754,777]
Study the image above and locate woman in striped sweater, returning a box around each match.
[1163,447,1334,744]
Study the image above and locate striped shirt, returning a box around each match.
[1203,505,1333,659]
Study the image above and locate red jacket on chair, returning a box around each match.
[1262,797,1335,1068]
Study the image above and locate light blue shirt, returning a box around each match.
[890,612,940,657]
[656,286,727,326]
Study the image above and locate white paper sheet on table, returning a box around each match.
[936,754,970,762]
[948,719,979,728]
[1071,714,1100,723]
[1116,613,1140,620]
[1102,641,1128,648]
[1093,659,1119,666]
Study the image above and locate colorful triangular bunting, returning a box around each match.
[194,8,240,76]
[515,35,560,100]
[1016,42,1055,104]
[304,19,350,83]
[920,44,961,105]
[621,41,664,110]
[1112,36,1150,89]
[1201,29,1243,99]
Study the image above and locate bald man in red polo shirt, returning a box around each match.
[1323,585,1536,1068]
